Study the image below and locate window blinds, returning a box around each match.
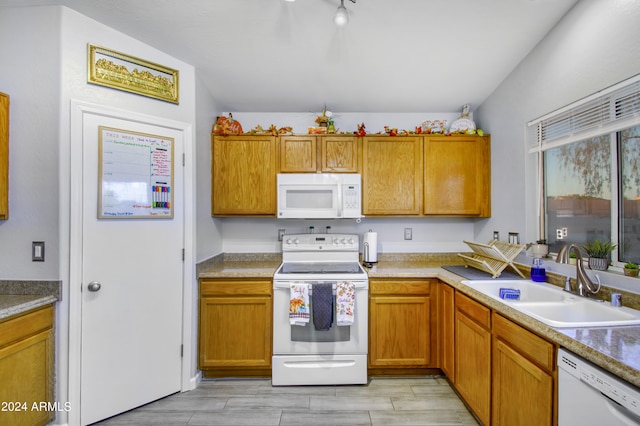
[528,74,640,152]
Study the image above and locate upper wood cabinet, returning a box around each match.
[212,135,277,216]
[362,136,423,215]
[279,135,317,172]
[424,135,490,217]
[0,92,8,220]
[278,135,359,173]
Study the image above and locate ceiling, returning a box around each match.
[1,0,577,114]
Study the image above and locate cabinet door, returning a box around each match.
[369,295,431,367]
[362,136,422,215]
[199,295,272,369]
[0,92,8,220]
[438,282,455,379]
[321,136,359,172]
[492,340,553,426]
[424,135,490,216]
[212,135,277,215]
[455,296,491,425]
[279,135,317,172]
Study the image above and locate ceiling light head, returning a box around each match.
[334,1,349,26]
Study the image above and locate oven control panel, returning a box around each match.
[283,233,359,251]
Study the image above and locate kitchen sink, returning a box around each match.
[461,279,640,328]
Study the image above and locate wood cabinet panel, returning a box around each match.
[0,92,8,220]
[455,292,490,329]
[369,295,431,367]
[362,136,422,215]
[212,135,276,215]
[455,293,491,425]
[424,135,490,217]
[199,279,272,377]
[199,296,272,368]
[492,339,554,426]
[369,279,434,369]
[0,306,54,426]
[279,135,317,172]
[493,313,555,371]
[321,136,359,172]
[438,282,455,380]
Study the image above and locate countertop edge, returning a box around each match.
[0,295,58,321]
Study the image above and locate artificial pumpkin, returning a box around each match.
[213,113,243,135]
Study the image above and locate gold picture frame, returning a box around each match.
[88,44,179,104]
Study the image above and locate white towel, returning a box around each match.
[336,281,356,326]
[289,283,310,326]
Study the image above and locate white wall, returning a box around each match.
[2,5,203,425]
[474,0,640,245]
[0,6,62,279]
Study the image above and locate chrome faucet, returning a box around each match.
[556,244,601,296]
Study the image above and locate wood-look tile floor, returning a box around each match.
[94,377,479,425]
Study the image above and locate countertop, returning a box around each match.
[198,253,640,388]
[0,280,61,321]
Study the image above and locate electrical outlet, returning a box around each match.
[404,228,412,240]
[556,229,564,239]
[278,229,286,241]
[493,231,500,241]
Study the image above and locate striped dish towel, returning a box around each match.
[336,281,356,326]
[289,283,310,326]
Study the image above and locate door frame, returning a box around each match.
[68,100,196,425]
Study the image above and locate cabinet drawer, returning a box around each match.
[455,292,490,329]
[200,279,272,296]
[493,313,555,372]
[0,305,53,349]
[370,279,432,296]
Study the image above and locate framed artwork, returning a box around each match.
[98,126,174,218]
[88,44,179,104]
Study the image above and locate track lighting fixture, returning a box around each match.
[334,0,356,27]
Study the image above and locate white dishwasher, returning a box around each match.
[558,348,640,425]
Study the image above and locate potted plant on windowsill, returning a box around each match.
[582,239,616,271]
[624,262,639,277]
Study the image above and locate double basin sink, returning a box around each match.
[461,279,640,328]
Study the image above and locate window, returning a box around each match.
[619,125,640,263]
[529,74,640,267]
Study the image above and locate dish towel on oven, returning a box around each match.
[312,283,334,331]
[289,283,310,326]
[336,281,356,326]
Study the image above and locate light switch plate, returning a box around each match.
[32,241,45,262]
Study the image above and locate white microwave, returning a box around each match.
[277,173,362,219]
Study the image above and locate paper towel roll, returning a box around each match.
[363,230,378,263]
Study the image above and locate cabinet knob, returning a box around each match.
[87,281,102,292]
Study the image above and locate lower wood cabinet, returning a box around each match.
[199,279,272,377]
[438,282,455,379]
[0,305,54,426]
[492,313,555,426]
[454,292,491,425]
[369,279,436,373]
[444,285,557,426]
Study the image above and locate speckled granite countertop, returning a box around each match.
[0,280,61,321]
[197,253,640,387]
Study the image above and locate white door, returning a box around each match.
[80,113,183,425]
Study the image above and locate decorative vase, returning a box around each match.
[624,268,639,277]
[588,257,609,271]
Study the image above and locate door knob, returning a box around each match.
[87,281,102,292]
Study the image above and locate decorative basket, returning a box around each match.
[588,257,609,271]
